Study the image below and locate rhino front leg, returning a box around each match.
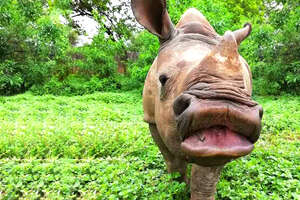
[149,124,188,183]
[190,164,223,200]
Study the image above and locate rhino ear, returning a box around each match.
[131,0,174,42]
[233,23,252,45]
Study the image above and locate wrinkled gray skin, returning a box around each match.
[131,0,263,199]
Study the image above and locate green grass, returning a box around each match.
[0,92,299,199]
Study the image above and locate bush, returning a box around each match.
[30,74,143,96]
[127,31,159,83]
[31,75,108,96]
[1,0,299,96]
[0,60,24,95]
[0,0,71,95]
[243,2,300,95]
[57,41,117,80]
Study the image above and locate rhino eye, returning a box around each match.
[159,74,169,86]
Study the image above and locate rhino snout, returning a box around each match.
[172,93,263,166]
[174,94,262,142]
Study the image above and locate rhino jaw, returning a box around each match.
[181,126,254,166]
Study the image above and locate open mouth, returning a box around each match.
[181,126,254,158]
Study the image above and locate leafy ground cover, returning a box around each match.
[0,92,299,199]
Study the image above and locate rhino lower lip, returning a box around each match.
[181,126,254,158]
[182,125,253,142]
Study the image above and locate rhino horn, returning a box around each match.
[215,23,252,58]
[131,0,174,42]
[233,23,252,45]
[215,31,239,58]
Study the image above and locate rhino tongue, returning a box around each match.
[181,126,253,157]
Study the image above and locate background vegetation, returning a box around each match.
[0,0,299,95]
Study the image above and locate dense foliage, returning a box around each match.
[0,0,299,95]
[253,1,300,94]
[0,0,70,95]
[0,92,299,199]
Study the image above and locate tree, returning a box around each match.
[223,0,265,23]
[0,0,71,95]
[54,0,135,41]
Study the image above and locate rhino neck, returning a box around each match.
[190,164,223,200]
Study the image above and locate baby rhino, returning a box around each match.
[131,0,263,199]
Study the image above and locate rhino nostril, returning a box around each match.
[258,105,263,119]
[173,94,191,117]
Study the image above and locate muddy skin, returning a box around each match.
[131,0,263,199]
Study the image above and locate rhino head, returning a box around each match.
[131,0,263,199]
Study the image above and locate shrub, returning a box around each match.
[1,0,299,96]
[127,31,159,83]
[0,60,24,95]
[31,75,105,96]
[0,0,71,95]
[30,74,142,96]
[246,2,300,95]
